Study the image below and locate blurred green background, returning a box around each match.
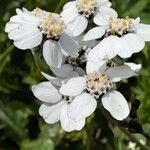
[0,0,150,149]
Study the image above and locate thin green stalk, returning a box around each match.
[55,0,68,12]
[0,109,25,140]
[99,105,150,150]
[120,128,150,150]
[31,49,41,72]
[0,44,14,61]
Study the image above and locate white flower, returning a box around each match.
[32,77,97,132]
[60,62,138,121]
[5,8,79,68]
[61,0,117,36]
[128,141,136,150]
[84,17,150,60]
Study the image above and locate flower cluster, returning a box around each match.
[5,0,150,132]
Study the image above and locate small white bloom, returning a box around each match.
[84,17,150,60]
[128,141,136,150]
[32,76,97,132]
[5,8,79,68]
[61,0,117,36]
[60,62,138,120]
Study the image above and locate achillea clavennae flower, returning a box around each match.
[6,1,149,134]
[5,8,79,68]
[60,63,138,121]
[32,74,97,132]
[84,17,150,60]
[61,0,117,36]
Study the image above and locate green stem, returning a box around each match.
[31,49,41,72]
[55,0,68,13]
[120,128,150,150]
[0,44,14,61]
[99,105,150,150]
[0,109,25,140]
[112,56,124,66]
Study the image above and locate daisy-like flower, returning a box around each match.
[5,8,79,68]
[84,17,150,60]
[60,62,138,121]
[61,0,117,36]
[32,73,97,132]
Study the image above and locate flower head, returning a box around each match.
[60,62,139,121]
[61,0,117,36]
[32,76,97,132]
[84,17,150,60]
[76,0,96,18]
[5,8,79,68]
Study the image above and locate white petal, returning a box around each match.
[43,40,63,68]
[59,33,79,57]
[87,48,102,63]
[60,104,85,132]
[16,8,40,25]
[94,7,117,26]
[96,0,110,6]
[118,33,145,58]
[63,1,76,10]
[5,22,19,33]
[41,72,63,87]
[106,65,136,82]
[98,6,118,18]
[39,101,65,124]
[68,93,97,121]
[32,81,62,103]
[74,34,99,48]
[83,26,106,41]
[136,23,150,41]
[94,14,109,26]
[92,35,121,59]
[9,24,42,49]
[125,63,142,72]
[10,15,26,23]
[86,60,106,74]
[61,4,78,24]
[102,91,130,120]
[59,77,86,96]
[67,15,88,36]
[132,17,140,25]
[51,64,74,78]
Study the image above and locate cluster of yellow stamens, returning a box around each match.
[41,14,64,38]
[76,0,96,17]
[108,17,133,36]
[86,73,112,96]
[32,8,64,39]
[32,7,42,17]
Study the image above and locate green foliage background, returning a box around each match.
[0,0,150,149]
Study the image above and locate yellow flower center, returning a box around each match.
[42,14,64,38]
[32,7,42,17]
[32,8,64,39]
[108,17,133,36]
[76,0,96,17]
[86,73,111,95]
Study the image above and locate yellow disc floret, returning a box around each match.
[76,0,96,18]
[108,17,133,36]
[86,73,112,96]
[32,7,42,17]
[32,8,64,39]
